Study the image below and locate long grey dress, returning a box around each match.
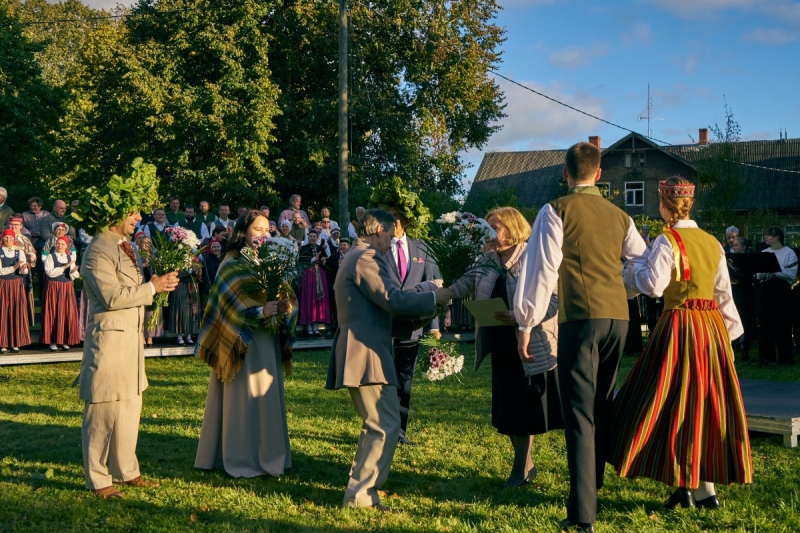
[194,330,291,477]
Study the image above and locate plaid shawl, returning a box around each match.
[196,250,297,382]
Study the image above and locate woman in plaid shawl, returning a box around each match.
[194,211,296,478]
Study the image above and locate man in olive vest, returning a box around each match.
[179,205,209,242]
[513,142,646,533]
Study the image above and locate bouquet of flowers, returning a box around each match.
[237,236,300,333]
[417,334,464,382]
[424,211,497,286]
[145,226,202,331]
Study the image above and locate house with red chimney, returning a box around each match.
[465,129,800,243]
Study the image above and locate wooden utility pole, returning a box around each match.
[338,0,350,227]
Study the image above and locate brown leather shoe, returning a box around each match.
[92,486,125,499]
[116,476,160,488]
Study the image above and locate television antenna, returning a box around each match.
[638,84,663,139]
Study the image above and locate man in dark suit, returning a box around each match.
[384,207,441,445]
[326,209,447,510]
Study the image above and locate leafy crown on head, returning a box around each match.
[67,158,160,234]
[368,176,431,239]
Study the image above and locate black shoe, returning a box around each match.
[665,488,695,509]
[503,466,537,489]
[559,518,594,532]
[398,435,415,446]
[694,495,720,509]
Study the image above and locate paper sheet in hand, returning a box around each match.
[464,298,508,327]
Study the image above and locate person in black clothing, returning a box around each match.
[298,230,330,335]
[729,237,756,360]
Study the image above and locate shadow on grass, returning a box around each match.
[0,401,82,418]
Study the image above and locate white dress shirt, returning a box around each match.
[623,219,743,338]
[757,246,798,285]
[513,201,646,333]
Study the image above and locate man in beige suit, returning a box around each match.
[80,210,178,498]
[326,209,448,511]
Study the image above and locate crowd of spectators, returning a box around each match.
[1,185,797,358]
[0,187,365,352]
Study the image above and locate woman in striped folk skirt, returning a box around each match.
[41,236,81,351]
[610,177,752,510]
[166,266,200,345]
[0,230,31,354]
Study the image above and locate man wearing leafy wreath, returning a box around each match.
[70,159,180,499]
[370,177,442,446]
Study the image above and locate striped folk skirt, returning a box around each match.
[0,277,32,349]
[299,266,330,325]
[609,299,753,488]
[41,279,81,346]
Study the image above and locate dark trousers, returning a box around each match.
[557,319,627,525]
[393,340,420,438]
[756,278,794,364]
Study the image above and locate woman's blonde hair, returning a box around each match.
[659,176,694,224]
[486,206,531,246]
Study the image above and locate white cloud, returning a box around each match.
[480,77,609,152]
[649,0,800,22]
[621,23,653,46]
[548,42,609,69]
[743,28,796,44]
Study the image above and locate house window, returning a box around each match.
[638,152,646,167]
[625,182,644,206]
[624,153,632,168]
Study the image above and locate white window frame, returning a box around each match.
[624,153,632,168]
[625,182,644,206]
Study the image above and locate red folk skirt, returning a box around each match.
[0,277,32,349]
[609,299,753,488]
[41,279,81,345]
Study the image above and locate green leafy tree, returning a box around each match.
[60,0,282,208]
[693,100,745,239]
[268,0,506,214]
[0,1,63,205]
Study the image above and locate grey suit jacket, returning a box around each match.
[326,240,438,390]
[79,231,154,403]
[384,237,441,338]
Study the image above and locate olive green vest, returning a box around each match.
[549,186,631,323]
[662,228,719,309]
[179,218,204,237]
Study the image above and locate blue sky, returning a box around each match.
[463,0,800,181]
[65,0,800,186]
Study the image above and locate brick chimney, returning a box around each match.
[588,136,601,150]
[699,128,709,146]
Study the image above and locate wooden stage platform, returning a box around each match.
[739,378,800,448]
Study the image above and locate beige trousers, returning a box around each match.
[344,384,401,507]
[82,395,143,490]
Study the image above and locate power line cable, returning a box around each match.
[489,68,674,147]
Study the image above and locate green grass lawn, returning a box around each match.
[1,348,799,532]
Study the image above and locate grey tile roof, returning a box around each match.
[664,139,800,210]
[467,150,566,208]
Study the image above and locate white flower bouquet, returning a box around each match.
[425,211,497,287]
[145,226,202,331]
[418,334,464,382]
[237,236,300,333]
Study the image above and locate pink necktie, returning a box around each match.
[397,241,407,281]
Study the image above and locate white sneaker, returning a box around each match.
[50,344,58,352]
[62,345,70,351]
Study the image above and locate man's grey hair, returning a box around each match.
[725,226,739,236]
[0,187,7,199]
[289,194,301,203]
[358,209,396,237]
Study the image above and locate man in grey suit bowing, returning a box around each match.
[326,209,449,511]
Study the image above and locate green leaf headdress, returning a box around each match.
[369,176,432,240]
[67,158,160,234]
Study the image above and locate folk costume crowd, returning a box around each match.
[0,141,774,531]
